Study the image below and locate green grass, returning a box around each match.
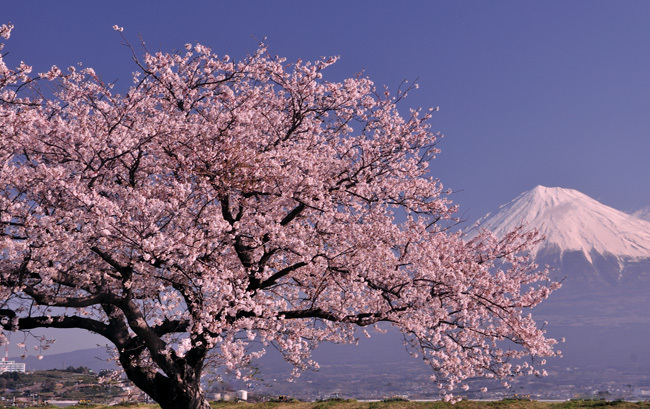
[3,400,650,409]
[231,400,650,409]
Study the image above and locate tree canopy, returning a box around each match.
[0,23,559,409]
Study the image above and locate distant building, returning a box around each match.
[210,390,247,402]
[0,360,26,373]
[1,346,26,373]
[45,400,81,408]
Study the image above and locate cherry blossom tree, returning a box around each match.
[0,24,560,409]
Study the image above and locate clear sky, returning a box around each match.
[2,1,650,354]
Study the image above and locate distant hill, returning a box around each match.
[11,347,116,373]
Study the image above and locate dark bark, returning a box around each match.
[0,302,212,409]
[159,387,212,409]
[117,344,211,409]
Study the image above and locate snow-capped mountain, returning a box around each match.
[468,185,650,284]
[466,186,650,385]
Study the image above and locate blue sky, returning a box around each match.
[3,1,650,353]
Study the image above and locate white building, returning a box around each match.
[210,390,248,402]
[0,360,26,373]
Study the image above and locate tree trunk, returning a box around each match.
[155,384,212,409]
[119,349,211,409]
[130,373,212,409]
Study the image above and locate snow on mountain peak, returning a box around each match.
[470,185,650,264]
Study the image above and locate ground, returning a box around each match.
[4,399,650,409]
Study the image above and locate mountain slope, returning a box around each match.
[467,185,650,287]
[10,348,116,372]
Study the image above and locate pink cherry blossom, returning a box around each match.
[0,25,559,409]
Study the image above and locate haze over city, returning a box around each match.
[2,2,650,400]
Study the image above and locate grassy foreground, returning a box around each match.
[219,401,650,409]
[9,400,650,409]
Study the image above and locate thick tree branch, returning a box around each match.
[279,202,305,226]
[0,313,115,342]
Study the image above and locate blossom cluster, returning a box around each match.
[0,24,559,402]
